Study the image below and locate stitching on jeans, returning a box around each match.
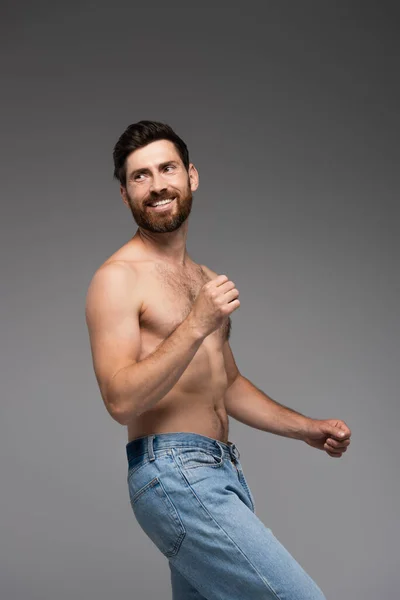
[130,475,186,557]
[170,451,282,600]
[127,450,170,482]
[127,458,151,481]
[231,461,256,513]
[238,469,256,512]
[179,449,224,470]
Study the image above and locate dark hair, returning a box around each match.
[112,120,190,186]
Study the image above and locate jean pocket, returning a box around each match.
[178,446,224,470]
[130,476,186,558]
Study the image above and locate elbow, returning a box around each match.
[109,404,130,426]
[109,396,140,425]
[104,388,138,426]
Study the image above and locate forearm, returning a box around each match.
[108,316,204,423]
[224,375,310,440]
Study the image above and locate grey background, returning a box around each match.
[1,2,399,598]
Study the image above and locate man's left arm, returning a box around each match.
[222,341,352,458]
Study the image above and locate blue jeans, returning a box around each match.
[126,432,326,599]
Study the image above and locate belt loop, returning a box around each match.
[147,434,156,461]
[231,442,240,460]
[215,440,223,459]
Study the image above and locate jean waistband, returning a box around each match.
[126,432,241,464]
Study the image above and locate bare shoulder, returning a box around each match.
[85,260,142,323]
[87,259,138,293]
[86,238,151,309]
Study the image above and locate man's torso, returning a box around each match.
[101,239,232,443]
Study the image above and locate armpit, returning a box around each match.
[223,316,232,342]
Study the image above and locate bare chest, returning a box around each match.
[139,263,231,346]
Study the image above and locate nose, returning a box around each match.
[149,171,167,195]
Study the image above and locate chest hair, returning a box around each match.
[153,262,231,341]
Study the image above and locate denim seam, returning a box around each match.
[130,475,186,558]
[170,451,282,600]
[127,450,171,482]
[127,458,151,482]
[179,450,224,470]
[238,470,256,512]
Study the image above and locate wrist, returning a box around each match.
[183,314,206,343]
[297,416,314,441]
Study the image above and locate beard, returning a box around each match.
[125,180,193,233]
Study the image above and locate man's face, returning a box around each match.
[121,139,198,233]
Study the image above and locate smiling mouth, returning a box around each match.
[147,197,176,208]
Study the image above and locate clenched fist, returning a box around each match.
[189,274,240,338]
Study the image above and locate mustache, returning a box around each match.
[145,192,178,206]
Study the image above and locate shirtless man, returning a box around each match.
[85,120,351,599]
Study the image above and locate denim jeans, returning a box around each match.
[126,432,326,599]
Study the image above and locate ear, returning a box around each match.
[188,163,199,192]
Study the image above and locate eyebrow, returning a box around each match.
[128,160,179,180]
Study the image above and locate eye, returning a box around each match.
[164,165,175,172]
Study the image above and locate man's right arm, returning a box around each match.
[85,262,205,425]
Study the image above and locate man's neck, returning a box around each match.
[133,225,190,266]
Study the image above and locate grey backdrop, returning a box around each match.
[1,2,399,599]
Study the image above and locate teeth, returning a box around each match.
[151,198,174,207]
